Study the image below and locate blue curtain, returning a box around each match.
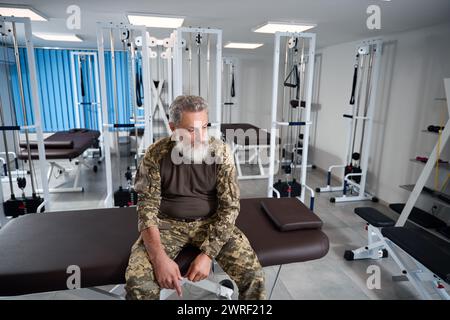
[8,48,137,133]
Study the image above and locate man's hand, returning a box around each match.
[153,253,183,297]
[141,227,183,296]
[185,253,212,282]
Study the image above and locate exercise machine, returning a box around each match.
[279,36,316,175]
[316,39,382,203]
[267,31,316,205]
[173,27,222,132]
[97,22,152,207]
[343,79,450,300]
[146,35,174,141]
[0,16,50,218]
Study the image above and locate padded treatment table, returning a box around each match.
[0,198,329,296]
[18,129,100,160]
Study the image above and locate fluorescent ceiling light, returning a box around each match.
[33,32,83,42]
[0,5,47,21]
[253,22,315,34]
[127,14,184,28]
[224,42,263,49]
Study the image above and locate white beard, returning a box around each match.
[173,135,210,164]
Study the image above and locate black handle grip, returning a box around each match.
[288,121,306,126]
[284,65,299,88]
[113,124,135,128]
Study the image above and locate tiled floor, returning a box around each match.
[1,153,448,300]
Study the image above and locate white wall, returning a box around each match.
[312,22,450,211]
[232,55,274,130]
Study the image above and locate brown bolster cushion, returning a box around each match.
[261,197,323,231]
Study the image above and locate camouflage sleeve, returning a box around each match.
[134,145,161,232]
[199,142,240,259]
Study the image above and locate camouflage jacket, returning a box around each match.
[134,136,240,259]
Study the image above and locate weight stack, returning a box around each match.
[3,196,45,218]
[273,179,302,198]
[114,187,138,207]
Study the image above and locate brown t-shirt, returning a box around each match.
[159,152,218,219]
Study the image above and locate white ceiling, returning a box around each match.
[3,0,450,55]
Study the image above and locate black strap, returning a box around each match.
[136,60,143,107]
[230,68,235,98]
[349,60,358,105]
[79,60,85,98]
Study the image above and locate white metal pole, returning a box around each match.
[69,52,81,128]
[267,33,281,198]
[167,47,173,105]
[97,24,113,207]
[173,28,183,97]
[215,30,222,124]
[0,173,5,226]
[358,40,382,199]
[141,29,153,148]
[299,34,315,203]
[93,53,103,134]
[23,18,50,210]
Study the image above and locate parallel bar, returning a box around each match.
[113,123,135,128]
[0,126,21,131]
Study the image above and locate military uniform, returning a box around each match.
[125,136,266,300]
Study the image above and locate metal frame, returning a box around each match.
[0,16,50,213]
[0,151,27,183]
[146,34,175,142]
[267,31,316,207]
[232,143,270,180]
[35,158,97,193]
[317,39,382,203]
[97,22,152,208]
[348,223,449,300]
[160,277,233,300]
[69,51,104,161]
[173,27,222,125]
[396,78,450,226]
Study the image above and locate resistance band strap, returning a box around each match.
[349,62,358,105]
[80,59,85,98]
[136,61,143,107]
[231,66,235,98]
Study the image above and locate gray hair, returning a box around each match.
[169,95,208,125]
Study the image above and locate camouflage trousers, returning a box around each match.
[125,217,266,300]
